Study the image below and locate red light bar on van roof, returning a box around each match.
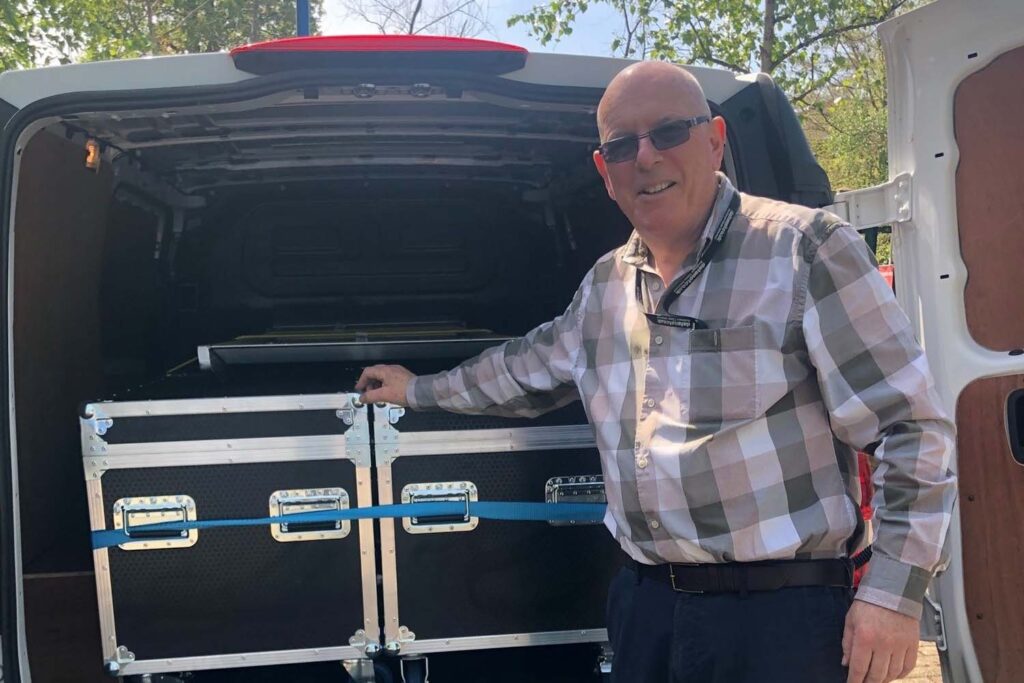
[230,35,528,75]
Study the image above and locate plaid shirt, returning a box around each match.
[408,174,957,619]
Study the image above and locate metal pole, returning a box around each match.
[296,0,310,36]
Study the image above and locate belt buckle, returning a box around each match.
[669,563,705,594]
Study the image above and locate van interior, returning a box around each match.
[13,76,634,681]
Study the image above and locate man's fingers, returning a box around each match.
[866,651,891,683]
[842,612,854,667]
[354,364,413,407]
[886,649,906,683]
[898,643,918,679]
[355,365,385,392]
[360,386,386,404]
[846,636,872,683]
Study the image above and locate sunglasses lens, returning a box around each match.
[650,121,692,151]
[602,137,639,163]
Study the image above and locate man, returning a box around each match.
[356,62,957,683]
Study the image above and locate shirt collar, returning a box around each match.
[620,172,737,271]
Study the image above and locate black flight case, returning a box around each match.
[81,334,621,681]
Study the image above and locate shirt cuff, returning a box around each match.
[406,374,441,410]
[854,553,933,620]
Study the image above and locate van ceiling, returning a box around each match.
[60,85,602,196]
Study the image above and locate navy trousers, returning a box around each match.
[606,565,853,683]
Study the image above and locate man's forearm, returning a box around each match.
[855,416,957,619]
[407,343,581,418]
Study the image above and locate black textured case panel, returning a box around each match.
[102,460,364,659]
[390,447,622,641]
[103,409,349,444]
[109,364,366,401]
[393,400,587,432]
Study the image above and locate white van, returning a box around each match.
[0,0,1020,681]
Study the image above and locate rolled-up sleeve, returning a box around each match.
[802,225,957,619]
[406,270,592,418]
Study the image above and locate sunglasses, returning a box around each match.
[598,116,711,164]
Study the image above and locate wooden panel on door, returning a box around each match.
[954,44,1024,351]
[956,374,1024,683]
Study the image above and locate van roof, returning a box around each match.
[0,45,752,111]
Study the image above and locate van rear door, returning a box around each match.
[0,95,24,683]
[878,1,1024,681]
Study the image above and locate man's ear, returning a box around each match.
[709,116,727,171]
[593,149,617,201]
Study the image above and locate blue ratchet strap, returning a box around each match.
[91,501,607,550]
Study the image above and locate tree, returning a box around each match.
[2,0,324,68]
[509,0,909,107]
[1,3,33,70]
[341,0,490,37]
[2,0,86,69]
[804,29,887,191]
[803,27,893,263]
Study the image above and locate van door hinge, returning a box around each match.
[823,173,912,231]
[920,591,947,651]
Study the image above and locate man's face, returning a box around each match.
[593,74,726,246]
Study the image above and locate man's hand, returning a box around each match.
[355,364,415,406]
[842,600,919,683]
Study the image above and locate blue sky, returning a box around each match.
[320,0,624,57]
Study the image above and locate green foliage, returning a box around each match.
[2,0,84,69]
[509,0,909,106]
[802,28,892,263]
[2,0,325,68]
[1,3,34,70]
[805,39,887,190]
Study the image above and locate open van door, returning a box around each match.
[870,1,1024,680]
[0,95,25,683]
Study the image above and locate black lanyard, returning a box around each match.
[635,192,740,330]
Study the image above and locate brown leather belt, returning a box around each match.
[630,557,854,594]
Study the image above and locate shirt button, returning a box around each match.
[649,519,661,529]
[652,281,662,291]
[645,398,656,408]
[653,335,664,345]
[636,458,648,469]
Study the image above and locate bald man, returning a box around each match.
[357,62,956,683]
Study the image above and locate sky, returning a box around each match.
[320,0,624,58]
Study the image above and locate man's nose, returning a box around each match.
[634,135,662,169]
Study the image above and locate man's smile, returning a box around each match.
[638,180,677,196]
